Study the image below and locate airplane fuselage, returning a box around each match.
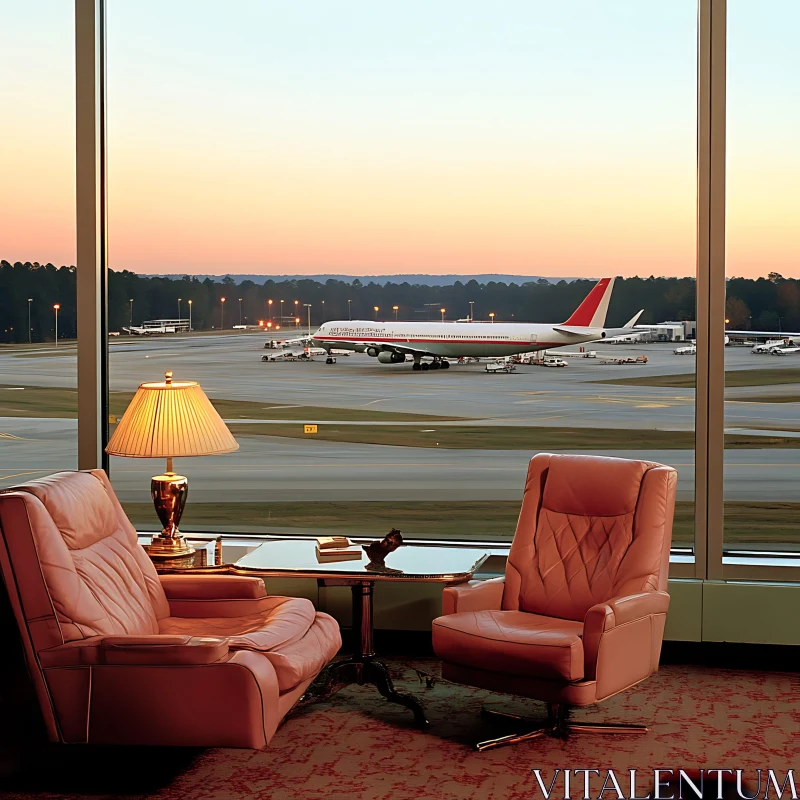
[313,321,606,358]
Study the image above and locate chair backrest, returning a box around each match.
[503,454,676,621]
[0,470,169,651]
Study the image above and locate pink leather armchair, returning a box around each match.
[432,454,676,750]
[0,470,342,748]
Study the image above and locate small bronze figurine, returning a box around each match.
[362,528,403,565]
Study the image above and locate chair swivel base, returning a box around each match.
[476,703,647,752]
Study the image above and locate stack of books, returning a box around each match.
[315,536,362,562]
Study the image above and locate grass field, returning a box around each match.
[120,499,800,547]
[732,394,800,403]
[0,385,465,422]
[594,368,800,389]
[227,422,800,450]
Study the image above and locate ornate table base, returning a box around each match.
[298,580,429,728]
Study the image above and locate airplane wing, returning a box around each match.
[553,326,603,336]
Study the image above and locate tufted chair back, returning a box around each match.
[503,454,676,621]
[6,470,169,645]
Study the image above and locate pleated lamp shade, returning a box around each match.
[106,371,238,458]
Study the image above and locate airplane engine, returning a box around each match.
[367,347,381,357]
[377,351,405,363]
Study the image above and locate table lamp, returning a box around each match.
[105,371,238,561]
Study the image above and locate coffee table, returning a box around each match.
[233,540,489,727]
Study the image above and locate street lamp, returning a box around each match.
[321,299,325,321]
[393,305,399,320]
[280,299,284,321]
[440,307,446,322]
[348,299,352,320]
[53,304,60,346]
[373,306,379,320]
[188,299,193,331]
[177,297,182,320]
[304,303,312,336]
[268,298,273,322]
[239,297,243,327]
[469,301,474,322]
[294,300,299,319]
[129,298,134,327]
[220,297,226,329]
[294,316,300,328]
[27,298,32,343]
[489,312,495,324]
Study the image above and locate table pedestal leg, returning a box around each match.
[296,581,429,728]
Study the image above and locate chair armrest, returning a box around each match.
[99,635,228,665]
[442,577,505,615]
[159,574,267,600]
[583,591,670,682]
[39,635,229,667]
[584,591,670,634]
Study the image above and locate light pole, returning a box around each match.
[469,301,474,322]
[321,300,325,321]
[393,305,399,321]
[373,306,379,320]
[53,304,60,346]
[304,303,312,336]
[27,298,32,343]
[188,300,193,331]
[239,297,243,327]
[489,312,495,324]
[268,298,273,322]
[348,299,352,320]
[177,297,182,320]
[220,297,226,329]
[294,316,300,329]
[440,307,446,322]
[129,298,134,327]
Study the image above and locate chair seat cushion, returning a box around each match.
[432,610,584,682]
[161,597,341,690]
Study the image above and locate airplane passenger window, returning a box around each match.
[102,1,697,549]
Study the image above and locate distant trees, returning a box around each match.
[0,259,795,344]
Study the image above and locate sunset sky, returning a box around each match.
[1,1,797,279]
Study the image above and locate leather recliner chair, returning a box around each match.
[0,470,342,748]
[432,453,676,751]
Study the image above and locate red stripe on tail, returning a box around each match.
[562,278,611,326]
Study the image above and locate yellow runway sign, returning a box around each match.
[304,424,318,434]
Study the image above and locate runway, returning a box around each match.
[1,333,797,513]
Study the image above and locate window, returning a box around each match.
[102,1,699,546]
[724,0,800,557]
[0,2,77,488]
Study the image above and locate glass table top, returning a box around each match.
[234,539,489,582]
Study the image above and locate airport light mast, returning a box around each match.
[268,298,273,322]
[440,307,446,322]
[489,312,495,324]
[393,305,399,320]
[53,304,60,347]
[469,301,474,322]
[304,303,312,337]
[220,297,226,329]
[27,298,32,343]
[374,306,379,320]
[348,299,352,320]
[188,299,192,331]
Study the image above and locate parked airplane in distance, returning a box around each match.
[312,278,643,370]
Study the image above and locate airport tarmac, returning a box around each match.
[0,332,797,513]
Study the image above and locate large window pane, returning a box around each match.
[0,2,77,488]
[724,0,800,553]
[107,1,696,546]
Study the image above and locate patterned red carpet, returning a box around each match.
[2,660,798,800]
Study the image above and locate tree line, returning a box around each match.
[0,260,794,344]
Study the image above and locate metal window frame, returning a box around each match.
[74,0,795,583]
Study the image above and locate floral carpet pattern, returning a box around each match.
[2,660,798,800]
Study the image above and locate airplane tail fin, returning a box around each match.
[623,309,644,328]
[562,277,615,328]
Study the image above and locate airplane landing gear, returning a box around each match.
[412,362,422,371]
[325,356,336,364]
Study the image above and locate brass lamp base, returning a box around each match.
[145,471,194,563]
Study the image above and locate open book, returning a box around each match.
[315,536,362,561]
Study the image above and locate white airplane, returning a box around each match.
[674,344,697,355]
[312,277,643,371]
